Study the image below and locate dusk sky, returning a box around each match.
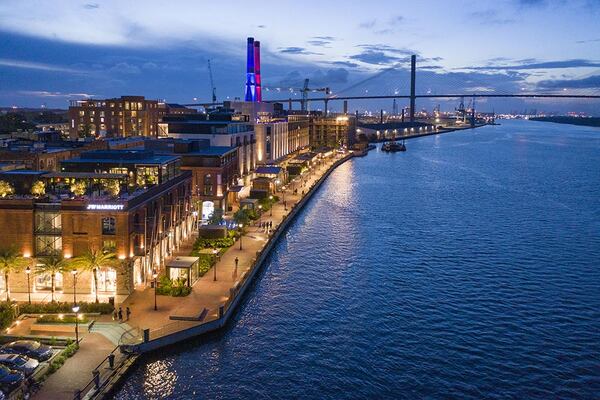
[1,0,599,113]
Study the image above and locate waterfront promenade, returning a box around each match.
[33,150,350,400]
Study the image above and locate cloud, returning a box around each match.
[356,44,414,55]
[278,47,323,56]
[469,10,515,25]
[17,90,95,98]
[331,61,359,68]
[313,36,336,41]
[307,40,331,47]
[359,20,376,29]
[257,25,266,29]
[108,62,141,74]
[537,75,600,88]
[349,51,406,65]
[516,0,546,7]
[467,59,600,70]
[576,38,600,44]
[83,3,99,9]
[275,68,349,88]
[0,58,85,74]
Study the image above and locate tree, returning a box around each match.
[71,248,118,303]
[35,254,71,302]
[101,179,121,197]
[70,181,87,197]
[0,246,29,302]
[0,181,14,198]
[208,208,224,225]
[31,180,46,197]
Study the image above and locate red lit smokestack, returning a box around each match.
[254,41,262,102]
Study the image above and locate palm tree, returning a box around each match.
[71,247,118,303]
[34,254,71,302]
[0,246,29,302]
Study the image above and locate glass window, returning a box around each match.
[35,211,62,234]
[35,236,62,256]
[102,217,116,235]
[103,239,117,252]
[203,174,213,195]
[95,268,117,292]
[35,271,63,291]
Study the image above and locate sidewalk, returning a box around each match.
[32,152,348,399]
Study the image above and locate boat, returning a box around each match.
[382,141,406,152]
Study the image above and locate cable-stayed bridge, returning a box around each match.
[184,55,600,118]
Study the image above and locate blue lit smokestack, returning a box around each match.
[245,37,256,102]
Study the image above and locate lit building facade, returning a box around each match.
[0,150,194,301]
[68,96,167,139]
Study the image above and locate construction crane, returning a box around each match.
[299,79,330,111]
[207,59,217,103]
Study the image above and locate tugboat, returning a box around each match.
[382,140,406,152]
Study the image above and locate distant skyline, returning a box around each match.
[1,0,600,113]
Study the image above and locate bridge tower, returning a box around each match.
[410,55,416,123]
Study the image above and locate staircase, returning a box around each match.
[89,322,135,346]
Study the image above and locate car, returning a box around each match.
[0,354,39,376]
[0,364,24,394]
[0,341,52,361]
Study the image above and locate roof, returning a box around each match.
[63,152,179,165]
[229,185,245,193]
[255,166,282,175]
[44,172,128,179]
[0,170,46,176]
[184,146,237,157]
[166,256,199,269]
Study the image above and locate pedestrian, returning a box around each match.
[269,221,273,230]
[118,307,123,322]
[126,307,131,321]
[112,308,118,321]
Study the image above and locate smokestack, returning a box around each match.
[343,100,348,114]
[254,41,262,102]
[245,37,256,102]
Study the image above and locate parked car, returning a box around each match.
[0,354,39,376]
[0,341,52,361]
[0,365,24,394]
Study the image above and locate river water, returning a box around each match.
[115,120,600,399]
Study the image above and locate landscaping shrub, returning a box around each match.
[19,301,114,315]
[156,275,193,297]
[193,236,235,250]
[37,314,89,324]
[0,302,16,330]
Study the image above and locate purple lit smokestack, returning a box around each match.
[245,37,255,102]
[254,41,262,102]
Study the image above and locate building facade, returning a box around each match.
[0,150,194,301]
[68,96,167,139]
[308,114,357,149]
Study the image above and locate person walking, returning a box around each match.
[118,307,123,322]
[112,308,118,321]
[126,306,131,321]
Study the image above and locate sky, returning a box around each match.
[1,0,600,113]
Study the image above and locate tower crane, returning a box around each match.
[299,79,330,112]
[207,59,217,103]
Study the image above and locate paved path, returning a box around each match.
[32,152,349,398]
[32,333,116,400]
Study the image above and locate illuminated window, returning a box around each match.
[102,217,116,235]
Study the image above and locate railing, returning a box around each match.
[74,345,128,400]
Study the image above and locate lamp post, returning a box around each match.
[72,304,80,344]
[269,195,273,217]
[258,205,263,226]
[153,270,158,311]
[212,248,218,281]
[25,267,31,304]
[238,224,243,250]
[71,269,77,305]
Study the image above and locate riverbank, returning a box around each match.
[528,116,600,128]
[372,122,490,144]
[73,150,359,399]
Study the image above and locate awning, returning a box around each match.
[229,185,245,193]
[166,256,199,269]
[255,166,282,175]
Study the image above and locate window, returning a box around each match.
[203,174,213,196]
[95,268,117,292]
[35,270,63,291]
[35,211,61,234]
[103,239,117,252]
[102,217,116,235]
[35,236,62,256]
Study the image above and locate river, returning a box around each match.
[115,120,600,399]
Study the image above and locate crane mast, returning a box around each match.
[208,59,217,103]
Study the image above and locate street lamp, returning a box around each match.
[71,269,77,305]
[212,248,218,281]
[153,270,158,311]
[72,304,80,344]
[269,195,273,217]
[25,267,31,304]
[238,224,244,250]
[258,205,263,226]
